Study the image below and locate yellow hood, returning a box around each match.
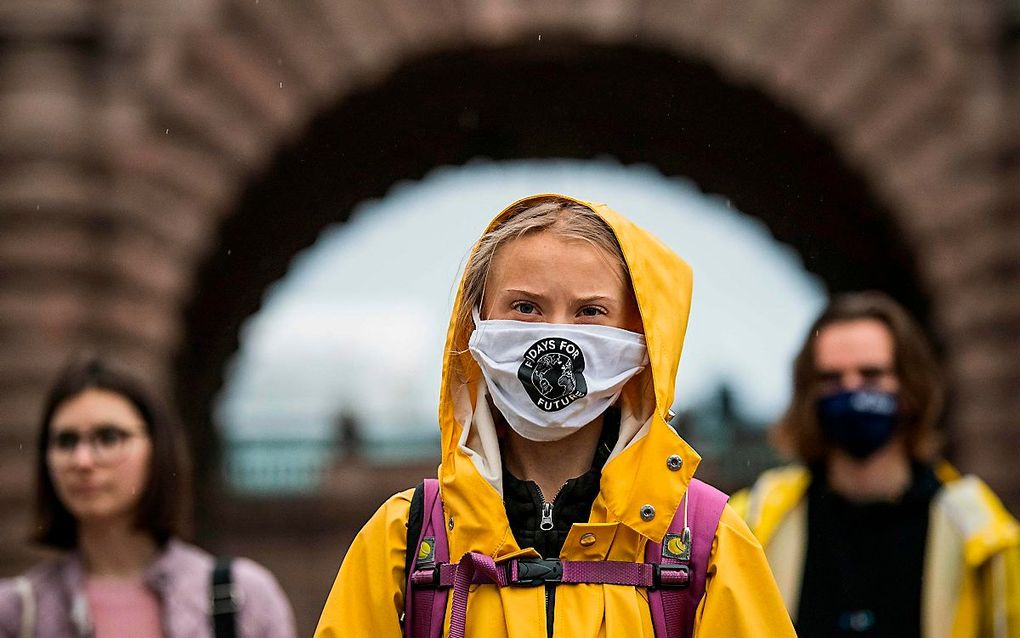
[437,193,701,562]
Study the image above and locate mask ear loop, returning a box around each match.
[458,306,485,345]
[449,306,484,358]
[448,307,486,389]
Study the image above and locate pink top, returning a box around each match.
[1,539,296,637]
[85,575,165,638]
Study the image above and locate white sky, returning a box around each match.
[217,159,827,440]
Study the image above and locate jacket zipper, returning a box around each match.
[522,439,611,637]
[532,481,568,638]
[540,502,554,530]
[532,482,568,531]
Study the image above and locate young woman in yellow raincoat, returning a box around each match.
[315,194,796,637]
[731,292,1020,637]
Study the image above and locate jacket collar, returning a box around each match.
[441,415,700,561]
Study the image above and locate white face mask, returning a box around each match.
[467,309,649,442]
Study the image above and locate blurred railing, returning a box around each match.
[225,438,336,494]
[224,435,442,495]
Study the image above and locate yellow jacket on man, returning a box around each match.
[732,464,1020,638]
[316,195,796,637]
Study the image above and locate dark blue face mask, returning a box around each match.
[816,389,899,460]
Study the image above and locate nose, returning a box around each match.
[546,309,577,325]
[68,441,97,467]
[840,371,866,390]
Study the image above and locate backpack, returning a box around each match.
[15,556,239,638]
[402,478,728,638]
[211,556,238,638]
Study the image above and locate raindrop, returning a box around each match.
[279,81,284,89]
[538,34,542,41]
[165,128,169,135]
[227,249,232,256]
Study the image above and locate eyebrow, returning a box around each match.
[51,422,144,434]
[815,365,894,378]
[504,290,615,305]
[575,295,614,305]
[504,288,547,300]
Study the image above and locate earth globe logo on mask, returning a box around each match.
[518,338,588,412]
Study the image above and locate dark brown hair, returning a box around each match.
[775,291,944,463]
[34,356,193,548]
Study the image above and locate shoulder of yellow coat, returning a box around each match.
[315,488,416,637]
[729,488,751,519]
[380,487,415,537]
[716,502,763,546]
[933,460,962,484]
[348,487,416,580]
[935,472,1020,567]
[740,465,811,546]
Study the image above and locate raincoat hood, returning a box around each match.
[438,194,701,561]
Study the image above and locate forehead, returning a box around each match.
[50,388,145,431]
[488,232,628,288]
[813,318,895,368]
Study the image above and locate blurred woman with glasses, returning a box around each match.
[0,357,297,638]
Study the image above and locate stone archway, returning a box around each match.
[154,1,1016,512]
[176,40,925,509]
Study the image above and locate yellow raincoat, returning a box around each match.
[316,195,796,637]
[732,464,1020,637]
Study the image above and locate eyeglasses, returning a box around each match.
[48,425,145,467]
[815,366,896,393]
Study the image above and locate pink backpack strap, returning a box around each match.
[404,478,449,638]
[645,478,729,638]
[406,477,727,638]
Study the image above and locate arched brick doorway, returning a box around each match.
[176,41,928,515]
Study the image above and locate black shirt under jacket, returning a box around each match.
[501,408,620,560]
[796,461,941,638]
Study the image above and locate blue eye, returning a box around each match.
[513,302,537,315]
[578,306,607,317]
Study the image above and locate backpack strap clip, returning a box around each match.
[211,582,240,615]
[409,564,441,588]
[507,558,562,587]
[651,563,691,590]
